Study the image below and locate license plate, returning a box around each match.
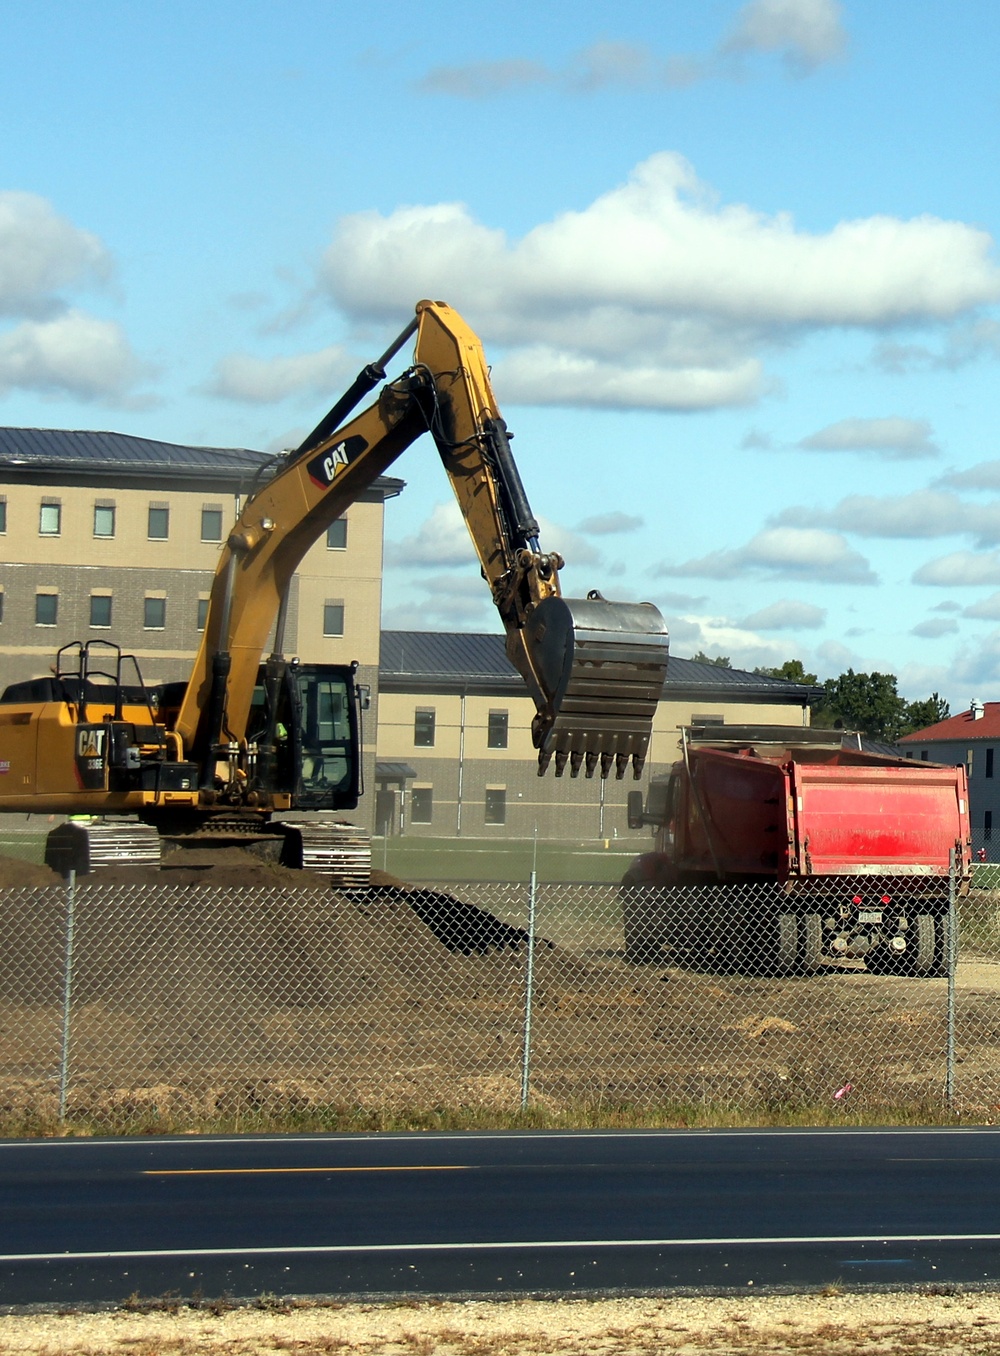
[858,910,883,924]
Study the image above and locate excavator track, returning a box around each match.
[283,821,372,887]
[44,819,162,876]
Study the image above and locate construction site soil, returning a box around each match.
[2,852,1000,1125]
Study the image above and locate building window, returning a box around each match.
[197,598,209,630]
[968,748,975,776]
[323,602,344,637]
[485,788,507,825]
[93,504,116,538]
[414,708,435,747]
[39,502,61,536]
[410,787,433,824]
[921,750,929,761]
[986,810,993,843]
[201,507,223,542]
[35,593,58,626]
[0,499,7,533]
[147,506,169,539]
[488,710,509,749]
[326,518,348,550]
[987,749,994,780]
[89,595,112,628]
[144,597,166,629]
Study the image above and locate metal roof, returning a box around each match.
[379,630,818,699]
[0,427,405,497]
[0,427,270,476]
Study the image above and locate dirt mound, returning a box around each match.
[0,854,62,888]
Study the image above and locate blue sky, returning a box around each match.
[3,0,1000,707]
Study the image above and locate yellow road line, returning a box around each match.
[145,1165,473,1176]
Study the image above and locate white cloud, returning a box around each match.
[316,154,1000,413]
[740,598,826,630]
[777,490,1000,546]
[205,344,356,403]
[912,618,959,639]
[385,500,599,571]
[0,311,144,402]
[937,460,1000,492]
[873,318,1000,374]
[913,551,1000,587]
[382,573,494,629]
[671,614,788,669]
[654,526,876,584]
[0,191,110,318]
[963,592,1000,620]
[418,58,554,98]
[417,3,845,100]
[577,510,644,535]
[724,0,846,73]
[797,416,938,459]
[948,630,1000,688]
[652,589,709,609]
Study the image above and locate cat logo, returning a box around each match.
[322,443,349,481]
[306,434,368,489]
[77,728,106,759]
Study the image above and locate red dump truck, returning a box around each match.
[622,725,972,976]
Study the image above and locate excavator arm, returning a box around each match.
[176,300,669,784]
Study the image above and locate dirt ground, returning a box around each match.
[5,1292,1000,1355]
[3,852,1000,1123]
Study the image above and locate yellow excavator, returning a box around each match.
[0,301,669,881]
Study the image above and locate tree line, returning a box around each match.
[689,652,950,743]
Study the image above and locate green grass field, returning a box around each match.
[0,829,635,883]
[374,835,636,883]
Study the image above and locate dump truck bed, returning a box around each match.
[790,761,969,877]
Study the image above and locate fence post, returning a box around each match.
[520,868,537,1111]
[946,849,957,1107]
[58,869,77,1122]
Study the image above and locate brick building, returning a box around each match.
[375,631,819,841]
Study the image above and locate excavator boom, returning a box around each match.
[177,300,669,782]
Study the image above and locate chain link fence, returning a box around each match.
[2,868,1000,1131]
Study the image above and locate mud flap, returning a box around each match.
[522,594,669,779]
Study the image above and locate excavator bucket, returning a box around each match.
[521,595,669,779]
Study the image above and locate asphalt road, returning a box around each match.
[3,1128,1000,1306]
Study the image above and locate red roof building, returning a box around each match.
[900,701,997,857]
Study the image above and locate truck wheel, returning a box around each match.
[737,912,799,977]
[800,913,825,973]
[867,913,940,977]
[621,886,668,964]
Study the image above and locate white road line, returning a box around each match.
[2,1233,1000,1264]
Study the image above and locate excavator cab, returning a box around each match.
[247,661,362,811]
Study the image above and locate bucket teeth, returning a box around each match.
[536,749,553,777]
[521,592,669,781]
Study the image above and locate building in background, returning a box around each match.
[0,428,403,817]
[900,700,999,856]
[375,631,819,841]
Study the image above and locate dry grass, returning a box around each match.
[5,1294,1000,1356]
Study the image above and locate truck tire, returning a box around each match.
[621,885,668,964]
[800,912,825,973]
[867,912,943,977]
